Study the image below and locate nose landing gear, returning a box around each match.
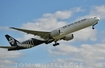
[92,22,98,29]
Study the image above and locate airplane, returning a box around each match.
[0,16,100,51]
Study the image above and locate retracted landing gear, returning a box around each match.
[53,41,59,46]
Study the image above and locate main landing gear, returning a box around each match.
[53,41,59,46]
[92,26,95,29]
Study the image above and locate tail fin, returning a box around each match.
[5,34,20,46]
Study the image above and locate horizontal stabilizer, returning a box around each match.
[0,46,16,49]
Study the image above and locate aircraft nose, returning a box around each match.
[94,16,100,21]
[96,17,100,21]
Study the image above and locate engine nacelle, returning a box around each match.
[62,34,74,41]
[50,30,60,37]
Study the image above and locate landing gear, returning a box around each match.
[92,22,98,29]
[53,43,59,46]
[53,41,59,46]
[45,39,54,44]
[92,26,95,29]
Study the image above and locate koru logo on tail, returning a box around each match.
[9,37,15,45]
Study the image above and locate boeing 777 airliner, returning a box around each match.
[0,16,100,51]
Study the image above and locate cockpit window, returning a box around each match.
[94,17,97,19]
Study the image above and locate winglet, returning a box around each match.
[5,34,20,46]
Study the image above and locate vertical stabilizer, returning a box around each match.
[5,34,20,46]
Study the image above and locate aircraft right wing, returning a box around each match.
[10,27,50,39]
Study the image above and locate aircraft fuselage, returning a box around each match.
[52,17,100,40]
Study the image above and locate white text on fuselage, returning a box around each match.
[62,18,87,29]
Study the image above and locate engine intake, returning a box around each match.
[62,34,74,41]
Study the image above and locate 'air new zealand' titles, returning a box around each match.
[0,16,100,51]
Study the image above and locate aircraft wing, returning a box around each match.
[10,27,50,39]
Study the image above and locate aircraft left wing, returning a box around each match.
[10,27,50,39]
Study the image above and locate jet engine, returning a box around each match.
[62,34,74,41]
[50,30,60,37]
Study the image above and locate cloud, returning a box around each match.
[73,27,97,41]
[17,43,105,68]
[48,43,105,68]
[17,7,83,41]
[79,5,105,20]
[90,5,105,19]
[22,7,83,31]
[43,10,72,20]
[0,48,22,68]
[43,7,83,20]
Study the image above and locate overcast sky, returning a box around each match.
[0,0,105,68]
